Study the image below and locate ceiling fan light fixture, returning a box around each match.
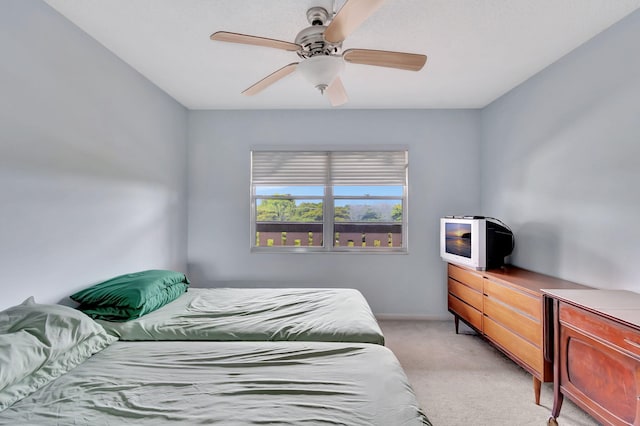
[297,55,345,94]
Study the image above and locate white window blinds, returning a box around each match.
[251,151,327,185]
[330,151,407,186]
[252,150,407,186]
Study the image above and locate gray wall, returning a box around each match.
[4,1,637,316]
[480,10,640,290]
[188,110,481,317]
[0,0,188,309]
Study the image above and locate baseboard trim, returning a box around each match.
[375,313,451,321]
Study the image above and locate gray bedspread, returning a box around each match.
[98,288,385,345]
[0,341,430,425]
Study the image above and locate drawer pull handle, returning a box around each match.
[623,338,640,350]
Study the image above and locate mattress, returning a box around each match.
[97,287,385,344]
[0,340,430,425]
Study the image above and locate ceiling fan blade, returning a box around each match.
[324,0,385,43]
[210,31,301,52]
[326,77,348,107]
[241,63,298,96]
[343,49,427,71]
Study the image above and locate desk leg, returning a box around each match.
[549,298,564,424]
[533,376,541,405]
[454,316,459,334]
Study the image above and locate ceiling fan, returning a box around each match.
[210,0,427,106]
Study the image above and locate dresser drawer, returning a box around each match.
[559,302,640,359]
[484,279,541,321]
[448,293,482,331]
[448,264,483,291]
[484,296,541,346]
[448,278,482,310]
[484,316,543,374]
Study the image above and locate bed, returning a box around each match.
[94,287,386,345]
[0,299,430,425]
[1,341,429,425]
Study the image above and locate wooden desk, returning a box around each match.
[543,289,640,426]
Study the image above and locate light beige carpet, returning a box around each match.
[379,320,600,426]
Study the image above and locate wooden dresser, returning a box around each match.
[446,263,590,404]
[543,289,640,426]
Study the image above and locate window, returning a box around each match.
[251,149,408,253]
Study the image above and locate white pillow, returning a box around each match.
[0,297,117,411]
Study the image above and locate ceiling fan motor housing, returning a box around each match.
[295,7,342,59]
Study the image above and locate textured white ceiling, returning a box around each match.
[44,0,640,109]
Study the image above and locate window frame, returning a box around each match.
[250,148,408,254]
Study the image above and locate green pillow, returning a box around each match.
[78,281,188,321]
[0,297,116,411]
[70,270,189,321]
